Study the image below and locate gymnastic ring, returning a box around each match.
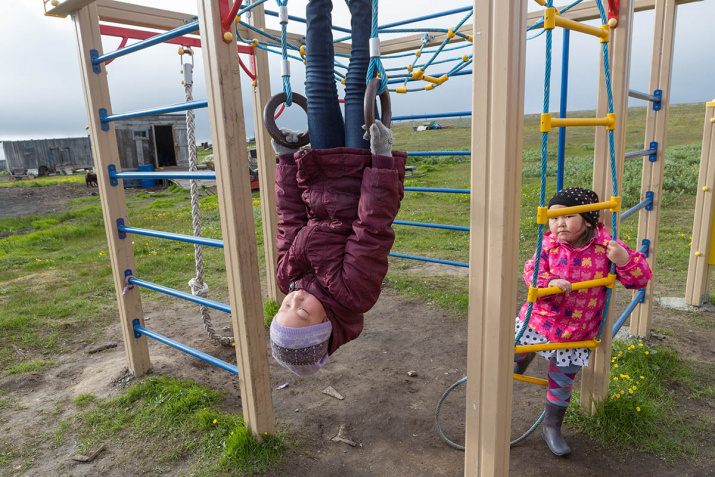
[364,77,392,135]
[263,92,310,148]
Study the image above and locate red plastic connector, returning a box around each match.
[607,0,620,28]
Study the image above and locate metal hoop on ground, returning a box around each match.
[364,77,392,134]
[435,376,545,450]
[263,92,310,148]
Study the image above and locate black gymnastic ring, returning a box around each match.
[364,77,392,136]
[263,92,310,148]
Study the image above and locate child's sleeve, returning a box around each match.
[523,248,560,290]
[614,239,652,289]
[326,155,405,313]
[274,154,308,291]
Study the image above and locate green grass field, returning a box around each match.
[0,102,712,472]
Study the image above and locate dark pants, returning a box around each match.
[305,0,371,149]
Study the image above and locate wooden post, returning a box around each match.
[197,0,275,437]
[71,3,151,376]
[685,102,715,306]
[247,3,282,304]
[464,0,526,474]
[630,0,678,336]
[581,0,635,414]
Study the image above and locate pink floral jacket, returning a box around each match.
[518,224,652,343]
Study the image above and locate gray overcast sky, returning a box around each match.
[1,0,713,159]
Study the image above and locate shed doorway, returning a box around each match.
[153,125,177,167]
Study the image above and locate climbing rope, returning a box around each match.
[366,0,387,93]
[277,0,293,106]
[181,49,233,347]
[436,0,619,449]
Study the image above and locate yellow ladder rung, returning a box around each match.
[541,113,616,132]
[543,8,609,43]
[527,274,617,302]
[537,196,621,224]
[515,339,601,354]
[513,374,548,386]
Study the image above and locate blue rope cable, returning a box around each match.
[421,10,473,71]
[366,0,387,93]
[276,0,293,106]
[381,43,472,60]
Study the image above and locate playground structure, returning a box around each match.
[45,0,703,474]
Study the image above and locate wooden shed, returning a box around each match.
[2,114,189,174]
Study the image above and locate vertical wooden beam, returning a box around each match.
[247,3,282,304]
[631,0,678,335]
[196,0,275,437]
[464,0,526,474]
[71,3,151,377]
[581,0,635,414]
[685,103,715,306]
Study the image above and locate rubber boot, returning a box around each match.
[513,352,535,375]
[542,402,571,457]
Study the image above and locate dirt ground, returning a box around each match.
[1,185,714,476]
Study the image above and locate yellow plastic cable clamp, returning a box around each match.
[425,84,435,91]
[467,35,473,42]
[606,112,617,130]
[606,273,617,289]
[527,286,539,303]
[407,64,414,72]
[447,28,456,39]
[537,206,549,224]
[341,78,345,85]
[544,7,556,30]
[533,0,547,6]
[223,32,233,42]
[609,196,621,212]
[236,15,241,23]
[252,39,259,47]
[540,113,552,133]
[462,55,469,62]
[415,50,421,57]
[396,86,407,94]
[600,24,610,43]
[411,68,424,80]
[300,45,306,56]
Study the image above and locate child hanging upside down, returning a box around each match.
[267,0,406,375]
[514,187,652,456]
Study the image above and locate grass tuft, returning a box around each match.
[263,298,279,327]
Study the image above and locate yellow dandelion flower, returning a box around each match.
[645,351,649,355]
[610,395,615,400]
[614,364,618,368]
[632,386,637,390]
[613,377,618,381]
[638,343,644,347]
[640,375,645,379]
[636,407,641,412]
[231,431,234,435]
[629,389,634,394]
[213,419,217,424]
[616,394,621,399]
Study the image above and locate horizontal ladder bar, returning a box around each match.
[515,338,601,354]
[389,252,468,268]
[543,8,609,42]
[110,170,216,181]
[612,288,646,336]
[101,100,208,125]
[128,277,231,313]
[392,111,472,121]
[537,197,621,224]
[118,224,224,248]
[620,195,653,221]
[378,7,473,30]
[393,220,469,232]
[404,187,470,194]
[528,274,617,302]
[93,21,200,65]
[541,113,616,132]
[628,89,659,102]
[134,323,238,375]
[407,151,471,156]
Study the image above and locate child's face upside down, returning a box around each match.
[275,289,328,328]
[548,205,591,244]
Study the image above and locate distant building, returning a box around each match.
[2,114,189,174]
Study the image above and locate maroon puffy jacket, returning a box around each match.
[275,147,406,354]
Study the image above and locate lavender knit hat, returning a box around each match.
[270,319,332,375]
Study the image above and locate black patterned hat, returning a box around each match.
[548,187,600,227]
